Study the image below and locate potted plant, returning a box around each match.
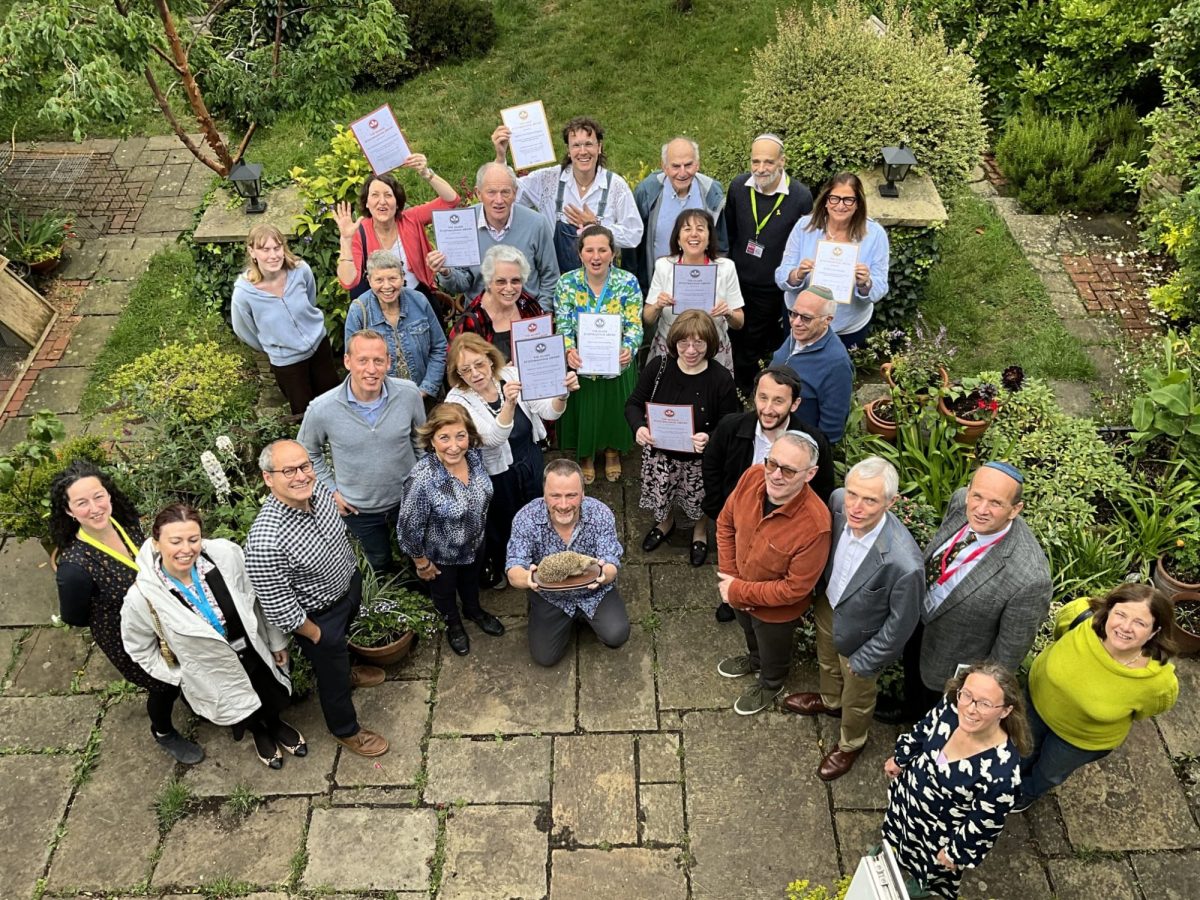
[864,396,899,442]
[939,377,1001,445]
[1154,536,1200,600]
[348,558,441,665]
[1170,591,1200,655]
[1,209,73,274]
[864,316,956,437]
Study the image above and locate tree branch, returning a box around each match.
[142,66,225,175]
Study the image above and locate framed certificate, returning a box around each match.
[349,104,411,175]
[646,403,696,453]
[812,239,859,303]
[511,314,553,344]
[576,312,622,376]
[431,210,481,267]
[671,263,718,313]
[513,334,568,402]
[500,100,557,170]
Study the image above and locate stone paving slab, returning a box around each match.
[1158,655,1200,757]
[23,366,90,415]
[133,199,204,235]
[553,733,637,846]
[650,563,720,611]
[621,562,651,620]
[826,720,904,810]
[1131,850,1200,899]
[304,806,436,891]
[94,247,155,281]
[0,694,98,750]
[433,622,575,735]
[637,732,681,783]
[63,313,118,362]
[0,540,58,625]
[75,645,125,692]
[1022,798,1072,858]
[553,848,688,899]
[0,413,88,449]
[683,710,838,898]
[0,627,21,678]
[183,698,335,797]
[6,626,91,694]
[76,281,132,315]
[441,805,548,899]
[153,796,308,889]
[1058,719,1200,851]
[1047,857,1140,900]
[639,781,685,845]
[579,624,657,732]
[332,786,418,806]
[960,814,1052,899]
[49,698,175,891]
[334,680,429,787]
[831,809,883,876]
[0,755,75,899]
[425,735,551,804]
[385,631,438,679]
[656,609,745,711]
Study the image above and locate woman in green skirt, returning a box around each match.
[553,224,643,483]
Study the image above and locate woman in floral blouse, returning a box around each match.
[396,403,499,657]
[553,224,643,484]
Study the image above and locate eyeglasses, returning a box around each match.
[787,309,828,324]
[569,140,599,151]
[956,688,1004,713]
[457,362,491,376]
[827,195,858,208]
[268,461,314,479]
[676,339,707,349]
[764,457,813,480]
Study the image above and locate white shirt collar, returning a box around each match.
[749,171,790,197]
[844,515,887,547]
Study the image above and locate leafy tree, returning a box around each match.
[0,0,406,175]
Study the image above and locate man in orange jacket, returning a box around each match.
[716,431,832,715]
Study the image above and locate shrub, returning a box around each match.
[741,0,986,189]
[881,225,941,329]
[364,0,498,86]
[105,341,253,425]
[994,105,1145,213]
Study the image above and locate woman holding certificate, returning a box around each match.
[444,333,578,589]
[644,210,745,374]
[553,224,644,485]
[625,311,740,567]
[449,246,545,362]
[775,173,890,350]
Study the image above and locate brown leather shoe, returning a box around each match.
[335,727,389,758]
[350,665,385,688]
[818,746,863,781]
[782,692,842,718]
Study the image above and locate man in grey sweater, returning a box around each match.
[297,330,425,572]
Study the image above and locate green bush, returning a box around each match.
[364,0,498,86]
[881,225,942,329]
[994,105,1144,213]
[741,0,986,189]
[106,341,253,425]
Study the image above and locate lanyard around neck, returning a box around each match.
[75,519,139,572]
[936,524,998,586]
[583,273,611,314]
[749,190,786,238]
[165,564,225,637]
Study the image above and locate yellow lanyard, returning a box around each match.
[76,519,139,572]
[749,189,786,238]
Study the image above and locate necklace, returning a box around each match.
[1114,650,1144,667]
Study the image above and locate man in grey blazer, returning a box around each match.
[876,461,1053,723]
[782,457,924,780]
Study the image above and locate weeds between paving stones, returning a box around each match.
[221,784,263,819]
[155,777,195,832]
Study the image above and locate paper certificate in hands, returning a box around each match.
[812,240,859,303]
[511,314,553,344]
[647,403,696,453]
[349,104,411,175]
[671,263,718,313]
[500,101,557,170]
[431,210,481,267]
[576,312,622,376]
[514,334,568,402]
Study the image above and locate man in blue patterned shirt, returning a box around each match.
[506,458,629,666]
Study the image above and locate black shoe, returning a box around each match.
[446,622,470,656]
[873,705,916,725]
[252,727,284,770]
[715,602,735,623]
[690,540,709,567]
[272,720,307,757]
[467,610,506,636]
[1010,796,1036,814]
[154,730,205,765]
[642,522,675,552]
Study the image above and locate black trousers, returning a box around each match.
[430,562,483,625]
[294,571,363,738]
[734,608,800,690]
[147,684,182,736]
[269,334,340,416]
[896,621,944,717]
[730,283,787,393]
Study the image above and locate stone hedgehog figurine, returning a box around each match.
[535,550,601,585]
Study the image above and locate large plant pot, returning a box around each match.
[1153,555,1200,600]
[1171,591,1200,656]
[880,363,950,395]
[349,630,416,666]
[937,396,992,446]
[863,398,898,443]
[28,249,64,275]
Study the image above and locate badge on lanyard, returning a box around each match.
[745,240,765,258]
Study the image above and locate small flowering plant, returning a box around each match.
[1162,534,1200,585]
[944,377,1002,422]
[891,492,941,547]
[350,557,441,646]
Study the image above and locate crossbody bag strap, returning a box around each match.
[136,588,178,668]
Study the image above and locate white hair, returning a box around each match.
[475,161,519,193]
[773,431,819,468]
[847,455,899,500]
[366,249,403,276]
[661,136,700,167]
[481,244,531,283]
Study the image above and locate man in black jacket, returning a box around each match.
[702,365,834,622]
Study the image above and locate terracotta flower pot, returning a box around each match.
[28,249,63,275]
[349,630,416,666]
[1153,555,1200,601]
[864,398,898,443]
[1170,592,1200,656]
[937,396,993,446]
[880,363,951,401]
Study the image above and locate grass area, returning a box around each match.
[921,191,1096,381]
[79,246,251,417]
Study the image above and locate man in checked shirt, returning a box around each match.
[245,439,389,757]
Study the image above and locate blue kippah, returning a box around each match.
[982,460,1024,483]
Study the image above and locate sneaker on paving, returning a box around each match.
[335,727,389,757]
[154,730,205,765]
[733,684,783,716]
[717,654,760,678]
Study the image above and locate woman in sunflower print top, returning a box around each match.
[553,224,643,484]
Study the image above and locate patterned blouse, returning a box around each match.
[396,448,494,566]
[553,267,644,366]
[449,290,545,345]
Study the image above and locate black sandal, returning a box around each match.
[272,720,307,758]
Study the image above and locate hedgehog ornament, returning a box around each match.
[535,551,601,585]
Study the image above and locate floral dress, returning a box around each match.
[881,696,1020,899]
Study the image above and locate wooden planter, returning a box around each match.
[937,396,993,446]
[863,398,898,443]
[1153,555,1200,601]
[349,630,416,666]
[1171,592,1200,656]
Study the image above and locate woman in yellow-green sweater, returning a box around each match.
[1014,583,1179,812]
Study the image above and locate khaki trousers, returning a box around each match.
[814,592,880,752]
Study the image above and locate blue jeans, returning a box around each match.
[1019,688,1111,802]
[343,505,400,573]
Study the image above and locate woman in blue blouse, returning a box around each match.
[774,173,890,350]
[397,403,499,656]
[344,250,447,399]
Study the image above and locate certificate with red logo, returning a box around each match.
[514,333,568,401]
[432,209,481,267]
[349,104,411,175]
[646,403,695,453]
[511,314,552,345]
[500,100,556,170]
[576,313,621,376]
[671,263,717,313]
[812,239,859,303]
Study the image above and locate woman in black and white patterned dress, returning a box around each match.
[397,403,498,658]
[881,662,1029,899]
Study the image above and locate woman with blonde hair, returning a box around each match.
[231,223,338,415]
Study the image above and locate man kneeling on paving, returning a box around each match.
[506,458,629,666]
[716,431,831,715]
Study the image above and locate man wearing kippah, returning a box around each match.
[875,461,1053,723]
[770,284,854,443]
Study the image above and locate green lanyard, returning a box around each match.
[749,190,786,239]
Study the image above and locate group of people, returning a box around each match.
[51,116,1185,899]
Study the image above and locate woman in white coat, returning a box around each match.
[122,503,303,769]
[444,332,579,588]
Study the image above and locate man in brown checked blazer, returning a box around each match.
[875,461,1053,724]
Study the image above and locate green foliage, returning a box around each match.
[742,0,986,188]
[786,876,852,900]
[1144,193,1200,323]
[873,411,976,512]
[1130,328,1200,460]
[881,225,941,330]
[1108,473,1199,578]
[1162,534,1200,584]
[995,105,1144,213]
[0,208,73,263]
[890,492,942,547]
[364,0,497,87]
[191,241,247,316]
[155,777,194,832]
[106,341,252,425]
[350,553,441,645]
[222,784,264,819]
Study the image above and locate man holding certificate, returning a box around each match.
[626,311,740,567]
